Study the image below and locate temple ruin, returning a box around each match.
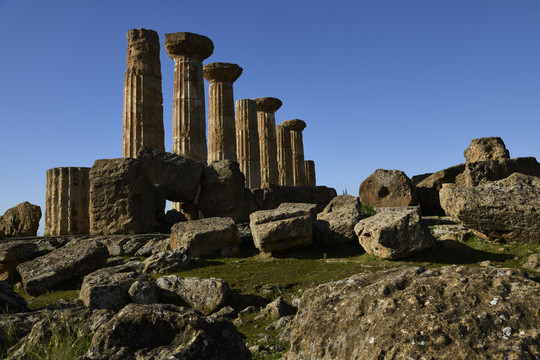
[282,119,307,186]
[254,97,282,187]
[235,99,261,189]
[305,160,316,187]
[276,124,293,186]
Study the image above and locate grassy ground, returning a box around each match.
[10,234,539,359]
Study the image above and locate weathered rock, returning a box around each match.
[82,303,250,360]
[122,28,164,158]
[134,237,169,257]
[276,124,293,186]
[136,146,204,203]
[89,158,164,235]
[0,240,39,263]
[236,98,261,189]
[142,247,192,274]
[455,157,540,187]
[283,266,540,360]
[204,62,243,163]
[354,207,434,259]
[45,167,90,235]
[414,164,465,215]
[128,280,158,304]
[16,239,109,296]
[198,160,248,221]
[359,169,418,207]
[250,205,313,254]
[155,275,230,315]
[523,254,540,271]
[0,202,41,237]
[0,281,28,313]
[464,136,510,162]
[304,159,316,186]
[80,264,145,311]
[440,173,540,244]
[314,195,367,245]
[248,184,337,214]
[262,297,296,318]
[95,234,169,257]
[169,217,239,258]
[165,32,214,164]
[277,202,318,219]
[3,306,113,360]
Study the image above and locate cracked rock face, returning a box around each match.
[359,169,418,208]
[283,266,540,360]
[0,202,41,238]
[464,136,510,163]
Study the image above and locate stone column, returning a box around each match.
[254,97,282,187]
[203,63,243,163]
[236,99,261,189]
[305,160,316,187]
[165,32,214,164]
[276,125,293,186]
[282,119,307,186]
[45,167,90,235]
[122,28,164,158]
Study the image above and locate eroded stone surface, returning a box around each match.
[0,202,41,238]
[304,160,316,187]
[284,266,540,360]
[122,28,164,158]
[359,169,418,208]
[170,217,239,257]
[455,157,540,187]
[464,136,510,163]
[276,125,293,186]
[354,207,434,259]
[314,195,366,245]
[0,281,28,314]
[440,173,540,244]
[282,119,306,187]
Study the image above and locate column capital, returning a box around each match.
[281,119,306,132]
[253,97,282,113]
[164,32,214,60]
[203,62,243,83]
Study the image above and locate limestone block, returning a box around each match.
[359,169,418,208]
[0,202,41,238]
[314,195,366,245]
[254,97,282,187]
[276,125,293,186]
[464,136,510,163]
[236,99,261,189]
[281,119,306,186]
[304,160,316,187]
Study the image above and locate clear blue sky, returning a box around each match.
[1,0,539,235]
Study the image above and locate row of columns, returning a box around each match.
[121,29,315,189]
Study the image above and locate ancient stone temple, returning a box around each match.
[276,124,293,186]
[203,62,243,163]
[122,29,164,158]
[282,119,307,186]
[254,97,282,187]
[45,167,90,235]
[236,99,261,189]
[165,32,214,164]
[305,160,316,186]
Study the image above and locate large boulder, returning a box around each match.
[250,204,313,254]
[359,169,418,208]
[79,264,146,311]
[169,217,240,257]
[198,160,249,222]
[283,266,540,360]
[249,184,337,213]
[464,136,510,162]
[455,157,540,187]
[142,247,192,274]
[354,207,434,259]
[314,195,367,245]
[81,303,251,360]
[16,239,109,296]
[0,240,40,283]
[89,158,164,235]
[0,281,29,313]
[0,202,41,237]
[414,164,465,215]
[155,275,230,315]
[440,173,540,244]
[136,146,204,203]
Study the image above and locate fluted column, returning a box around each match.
[165,32,214,164]
[45,167,90,235]
[282,119,307,186]
[203,63,243,163]
[236,99,261,189]
[122,28,164,158]
[276,125,293,186]
[305,160,316,187]
[254,97,282,187]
